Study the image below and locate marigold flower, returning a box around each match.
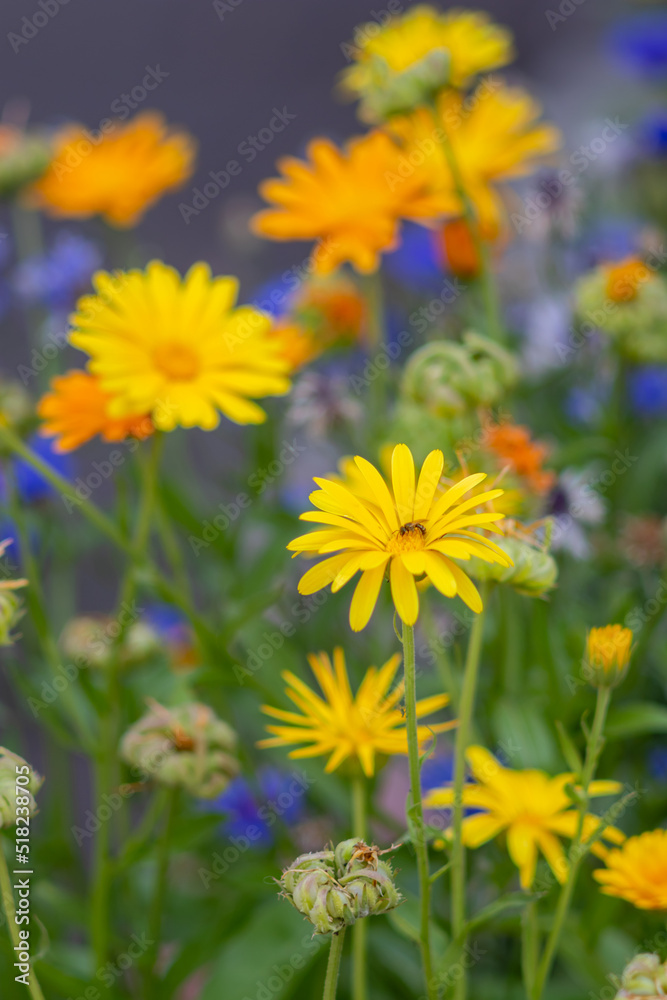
[258,647,455,776]
[484,420,555,495]
[288,443,511,629]
[37,371,153,452]
[68,261,292,431]
[251,132,442,275]
[424,745,624,888]
[586,625,633,688]
[593,829,667,910]
[340,6,513,121]
[29,112,195,227]
[389,81,560,232]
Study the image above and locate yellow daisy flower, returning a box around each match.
[29,112,195,228]
[251,131,442,275]
[341,6,514,121]
[287,443,512,631]
[593,829,667,910]
[424,745,625,889]
[389,82,560,232]
[258,647,456,776]
[68,261,292,432]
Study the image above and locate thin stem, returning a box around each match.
[531,685,612,1000]
[323,928,346,1000]
[0,839,46,1000]
[351,774,368,1000]
[145,787,180,995]
[428,101,504,344]
[450,589,487,1000]
[402,621,437,1000]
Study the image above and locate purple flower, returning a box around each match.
[13,232,102,310]
[629,366,667,417]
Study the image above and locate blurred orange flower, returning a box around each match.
[485,420,555,496]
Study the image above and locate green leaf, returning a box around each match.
[606,701,667,738]
[554,720,583,774]
[463,891,537,936]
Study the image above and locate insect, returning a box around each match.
[397,522,426,537]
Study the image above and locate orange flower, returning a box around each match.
[485,421,554,496]
[604,257,654,304]
[37,371,153,452]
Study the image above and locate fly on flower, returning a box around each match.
[288,443,512,629]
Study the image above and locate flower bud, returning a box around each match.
[0,378,32,429]
[585,625,633,689]
[615,953,667,998]
[0,590,25,646]
[468,532,558,597]
[120,700,239,799]
[0,126,51,199]
[0,747,43,829]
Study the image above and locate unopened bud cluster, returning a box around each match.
[614,953,667,999]
[279,838,401,935]
[0,747,43,829]
[120,699,239,799]
[468,532,557,597]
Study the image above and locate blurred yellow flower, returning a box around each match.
[68,261,291,431]
[390,81,560,232]
[593,829,667,909]
[586,625,633,688]
[29,112,195,227]
[251,132,442,275]
[341,6,513,121]
[424,745,625,888]
[258,647,455,776]
[38,371,153,452]
[288,443,511,630]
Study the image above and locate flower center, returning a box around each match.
[153,342,200,381]
[388,522,428,554]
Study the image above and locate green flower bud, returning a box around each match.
[467,532,558,597]
[0,127,51,199]
[0,747,43,829]
[615,953,667,998]
[0,379,32,429]
[0,590,25,646]
[352,48,451,122]
[60,615,162,670]
[120,700,239,799]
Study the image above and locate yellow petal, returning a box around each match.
[390,556,419,625]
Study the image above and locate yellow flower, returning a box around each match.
[29,112,195,227]
[251,132,442,275]
[288,443,511,630]
[586,625,633,688]
[389,82,560,232]
[424,746,625,888]
[68,261,292,431]
[593,829,667,910]
[341,6,513,121]
[37,371,153,452]
[258,647,455,776]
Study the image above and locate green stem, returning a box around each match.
[428,101,504,344]
[0,839,46,1000]
[402,621,436,1000]
[145,787,179,994]
[351,774,368,1000]
[531,685,612,1000]
[450,589,487,1000]
[322,928,346,1000]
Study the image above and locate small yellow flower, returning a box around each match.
[389,82,560,233]
[586,625,633,688]
[341,6,514,121]
[251,131,442,275]
[593,829,667,910]
[37,371,153,452]
[424,745,625,888]
[288,443,512,630]
[29,112,195,227]
[68,261,292,431]
[258,647,455,777]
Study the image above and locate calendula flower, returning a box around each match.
[424,745,624,888]
[389,81,560,233]
[594,829,667,910]
[484,420,555,496]
[341,6,513,121]
[29,112,195,227]
[258,647,455,776]
[37,371,153,452]
[251,132,442,275]
[586,625,633,688]
[68,261,292,431]
[288,444,511,629]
